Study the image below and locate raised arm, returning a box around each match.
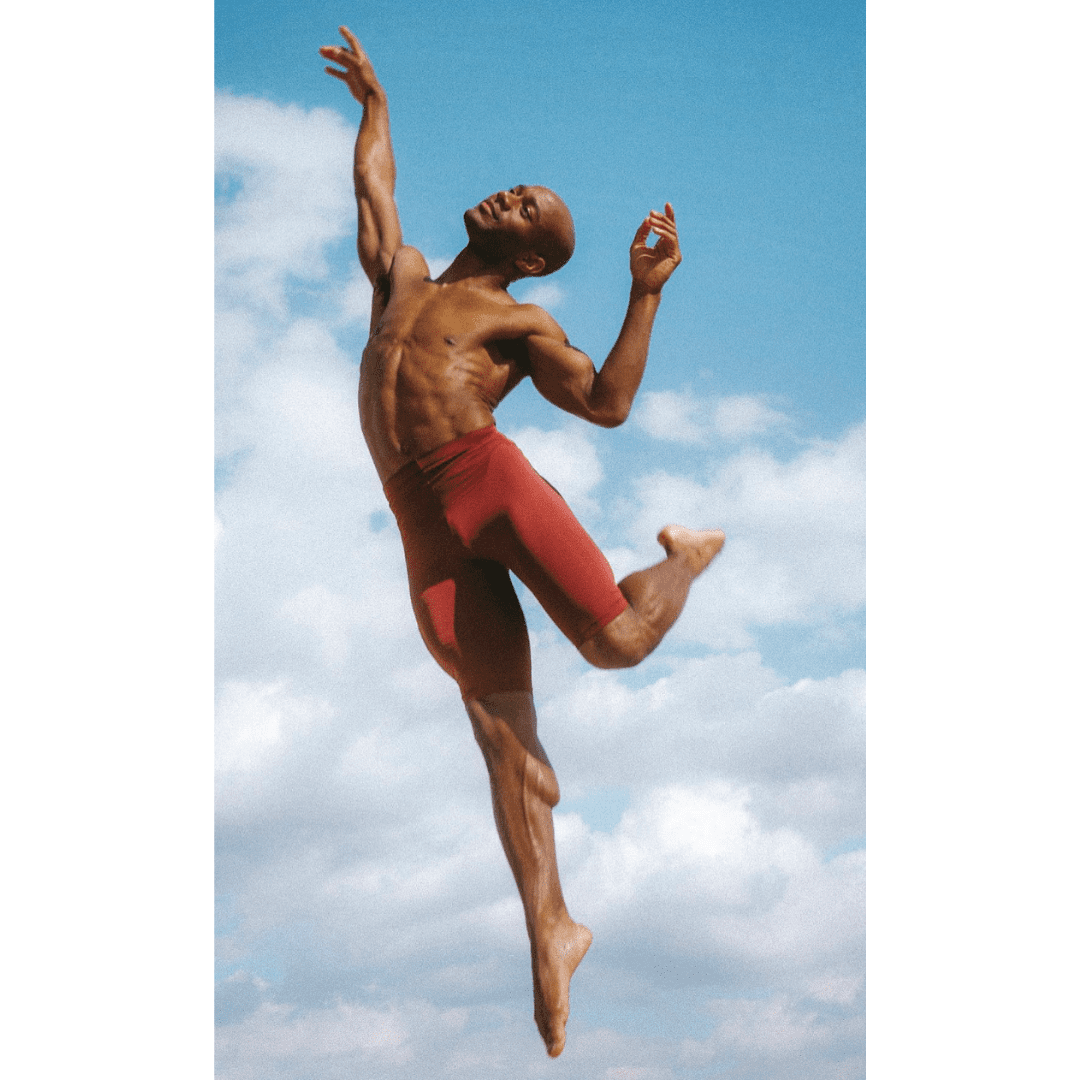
[319,27,403,293]
[526,204,682,427]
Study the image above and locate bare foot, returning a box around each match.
[532,918,592,1057]
[657,524,726,575]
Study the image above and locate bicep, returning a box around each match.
[356,180,403,285]
[526,326,599,421]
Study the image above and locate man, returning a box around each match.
[320,25,726,1058]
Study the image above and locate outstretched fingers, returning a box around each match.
[319,25,362,58]
[318,43,350,77]
[319,25,380,93]
[338,24,363,51]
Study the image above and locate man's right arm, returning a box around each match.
[320,27,403,306]
[526,205,682,427]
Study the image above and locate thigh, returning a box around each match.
[471,454,627,647]
[406,544,533,699]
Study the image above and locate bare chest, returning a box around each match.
[368,282,530,394]
[375,280,524,351]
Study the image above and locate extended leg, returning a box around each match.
[580,524,726,669]
[464,691,592,1057]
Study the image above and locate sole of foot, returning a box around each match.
[657,524,726,575]
[536,921,593,1058]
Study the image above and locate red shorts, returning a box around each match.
[383,424,628,699]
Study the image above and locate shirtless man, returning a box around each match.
[321,26,726,1058]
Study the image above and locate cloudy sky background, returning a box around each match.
[214,2,866,1075]
[8,2,1077,1079]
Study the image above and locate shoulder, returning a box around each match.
[370,246,429,324]
[512,301,565,340]
[390,245,430,280]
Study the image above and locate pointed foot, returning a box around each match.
[657,524,726,575]
[534,919,592,1057]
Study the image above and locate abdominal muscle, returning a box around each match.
[359,323,522,484]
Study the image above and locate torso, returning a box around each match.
[360,246,542,482]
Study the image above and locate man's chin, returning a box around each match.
[463,225,502,261]
[463,210,488,246]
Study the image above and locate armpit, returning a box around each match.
[369,272,392,331]
[493,335,531,373]
[373,271,392,306]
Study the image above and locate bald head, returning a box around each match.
[528,188,575,276]
[463,185,575,279]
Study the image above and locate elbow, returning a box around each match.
[591,404,631,428]
[581,379,632,427]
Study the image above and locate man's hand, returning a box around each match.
[629,203,682,294]
[320,26,382,105]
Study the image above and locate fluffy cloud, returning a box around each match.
[216,95,863,1078]
[516,280,567,310]
[614,424,865,648]
[715,394,792,440]
[636,390,790,445]
[215,92,356,316]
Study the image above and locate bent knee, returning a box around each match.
[578,610,656,670]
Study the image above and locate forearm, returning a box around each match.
[587,285,662,425]
[352,88,402,281]
[353,87,395,201]
[321,28,403,280]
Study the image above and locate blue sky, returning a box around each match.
[215,2,865,1075]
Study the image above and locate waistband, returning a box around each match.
[413,422,499,474]
[383,423,501,507]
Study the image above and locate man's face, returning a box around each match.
[463,185,568,266]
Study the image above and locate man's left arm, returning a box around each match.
[527,204,681,427]
[320,27,403,297]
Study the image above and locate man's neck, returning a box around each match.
[436,246,518,291]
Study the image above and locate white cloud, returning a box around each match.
[216,92,355,315]
[636,389,710,444]
[280,585,368,669]
[516,280,567,310]
[226,318,366,469]
[715,394,790,440]
[636,390,791,445]
[216,999,455,1077]
[216,680,288,774]
[621,424,865,645]
[329,263,375,328]
[541,658,864,813]
[680,992,865,1077]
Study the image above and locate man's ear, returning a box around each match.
[515,251,546,277]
